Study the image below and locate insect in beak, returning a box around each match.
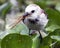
[9,12,30,29]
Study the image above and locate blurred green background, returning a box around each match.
[0,0,60,48]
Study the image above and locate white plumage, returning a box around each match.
[23,4,48,37]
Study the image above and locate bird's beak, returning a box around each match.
[9,12,30,29]
[23,12,30,18]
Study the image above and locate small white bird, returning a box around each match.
[23,4,48,37]
[10,4,48,38]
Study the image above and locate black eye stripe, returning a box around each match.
[31,10,35,13]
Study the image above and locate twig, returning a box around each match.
[9,16,23,29]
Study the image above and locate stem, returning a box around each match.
[9,16,23,29]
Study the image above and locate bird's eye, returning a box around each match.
[31,10,35,13]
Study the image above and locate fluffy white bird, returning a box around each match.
[23,4,48,38]
[10,4,48,38]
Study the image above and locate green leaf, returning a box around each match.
[45,8,60,32]
[51,36,60,41]
[32,33,51,48]
[39,45,49,48]
[48,29,60,36]
[53,41,60,48]
[46,8,60,25]
[35,1,47,9]
[0,39,1,48]
[0,2,11,19]
[48,29,60,41]
[32,34,40,48]
[9,23,29,35]
[45,24,60,32]
[43,36,52,46]
[32,37,40,48]
[1,33,32,48]
[38,35,53,48]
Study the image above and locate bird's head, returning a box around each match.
[9,4,48,29]
[23,4,44,20]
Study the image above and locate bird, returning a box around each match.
[23,4,48,37]
[10,4,48,39]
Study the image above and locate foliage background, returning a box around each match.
[0,0,60,48]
